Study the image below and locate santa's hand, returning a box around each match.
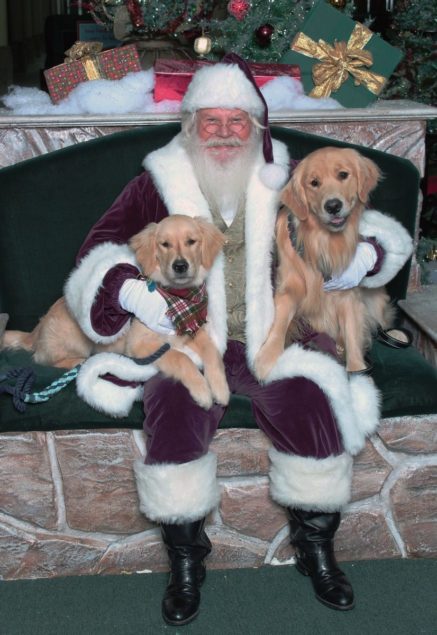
[119,278,174,335]
[323,242,378,291]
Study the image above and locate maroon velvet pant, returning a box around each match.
[143,340,343,465]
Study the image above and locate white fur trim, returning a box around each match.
[205,252,228,355]
[76,353,158,417]
[64,242,138,344]
[263,345,376,455]
[269,448,353,512]
[244,140,290,362]
[259,162,290,191]
[143,135,212,220]
[359,210,413,288]
[181,63,265,117]
[134,452,220,523]
[348,373,381,437]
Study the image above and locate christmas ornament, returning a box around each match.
[329,0,346,8]
[194,33,212,57]
[227,0,250,21]
[126,0,145,30]
[255,24,274,48]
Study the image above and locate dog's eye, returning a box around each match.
[186,238,197,246]
[310,178,320,188]
[160,241,170,248]
[338,171,349,180]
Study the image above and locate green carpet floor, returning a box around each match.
[1,559,436,635]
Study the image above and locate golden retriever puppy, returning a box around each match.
[3,215,230,409]
[255,147,394,378]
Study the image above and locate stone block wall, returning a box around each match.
[0,415,436,580]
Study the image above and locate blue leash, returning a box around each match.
[0,366,79,413]
[0,343,170,413]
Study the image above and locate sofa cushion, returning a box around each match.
[1,341,436,433]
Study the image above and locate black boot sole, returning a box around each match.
[295,559,355,611]
[316,594,355,611]
[162,608,200,626]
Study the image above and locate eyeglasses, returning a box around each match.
[199,116,250,134]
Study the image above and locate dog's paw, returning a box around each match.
[211,380,230,406]
[188,381,214,410]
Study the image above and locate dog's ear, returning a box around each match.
[355,153,382,204]
[194,217,226,270]
[280,172,309,221]
[129,223,158,276]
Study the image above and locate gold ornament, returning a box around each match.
[329,0,347,9]
[290,24,387,99]
[194,34,212,57]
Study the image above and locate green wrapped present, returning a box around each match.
[281,0,403,108]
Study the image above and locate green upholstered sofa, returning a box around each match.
[1,124,437,580]
[1,123,436,431]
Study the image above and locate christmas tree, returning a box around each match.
[84,1,217,43]
[382,0,437,127]
[206,0,355,62]
[207,0,315,62]
[382,0,437,275]
[84,1,355,62]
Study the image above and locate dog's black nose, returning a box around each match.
[324,198,343,215]
[172,259,189,274]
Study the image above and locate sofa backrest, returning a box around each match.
[0,123,419,330]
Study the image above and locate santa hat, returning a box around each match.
[181,52,289,191]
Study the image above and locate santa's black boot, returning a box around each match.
[161,518,212,625]
[288,508,355,611]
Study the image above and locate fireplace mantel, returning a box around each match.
[1,99,436,174]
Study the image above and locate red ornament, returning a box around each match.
[227,0,251,21]
[255,23,274,48]
[126,0,145,30]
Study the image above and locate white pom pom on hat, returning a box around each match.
[181,52,290,191]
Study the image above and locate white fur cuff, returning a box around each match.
[134,452,220,524]
[64,241,138,344]
[359,210,413,289]
[76,352,159,417]
[349,374,381,442]
[269,448,353,512]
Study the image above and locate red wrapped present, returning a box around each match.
[44,42,142,104]
[154,59,301,102]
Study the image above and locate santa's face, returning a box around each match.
[196,108,253,164]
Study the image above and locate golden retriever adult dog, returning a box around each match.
[3,214,230,409]
[255,147,394,378]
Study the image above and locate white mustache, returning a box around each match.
[203,138,244,148]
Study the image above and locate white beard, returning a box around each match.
[183,129,262,218]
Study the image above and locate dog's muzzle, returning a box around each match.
[324,198,347,231]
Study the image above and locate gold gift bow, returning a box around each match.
[290,24,387,98]
[64,41,104,80]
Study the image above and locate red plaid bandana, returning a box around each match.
[154,281,208,336]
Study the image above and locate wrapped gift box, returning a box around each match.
[154,59,301,102]
[280,0,403,108]
[44,43,142,104]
